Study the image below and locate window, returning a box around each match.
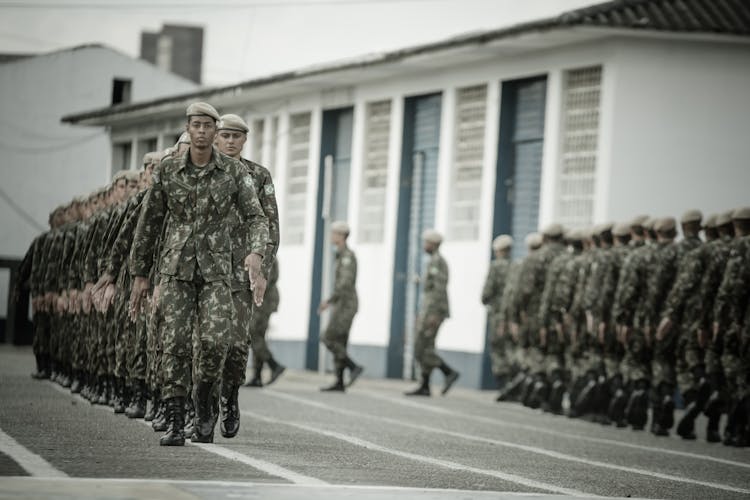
[111,78,132,105]
[556,66,601,228]
[284,112,311,244]
[136,137,157,167]
[267,116,278,178]
[252,118,264,163]
[449,84,487,240]
[112,141,132,176]
[359,100,391,243]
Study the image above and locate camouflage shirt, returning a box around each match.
[129,147,269,283]
[421,251,450,319]
[328,246,358,309]
[481,256,511,319]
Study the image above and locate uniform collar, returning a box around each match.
[177,146,227,174]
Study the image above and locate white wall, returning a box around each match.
[0,45,197,262]
[604,38,750,224]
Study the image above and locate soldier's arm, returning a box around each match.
[481,264,497,306]
[107,204,141,278]
[130,169,167,278]
[328,254,356,304]
[257,168,280,278]
[235,170,269,259]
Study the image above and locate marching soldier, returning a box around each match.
[482,234,513,395]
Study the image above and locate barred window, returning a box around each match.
[557,66,601,229]
[449,84,487,240]
[284,112,311,245]
[358,100,391,243]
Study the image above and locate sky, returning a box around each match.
[0,0,599,86]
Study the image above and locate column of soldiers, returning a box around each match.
[484,208,750,447]
[17,102,286,447]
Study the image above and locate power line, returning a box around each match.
[0,0,460,9]
[0,187,46,233]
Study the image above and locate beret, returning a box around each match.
[218,113,249,133]
[654,217,677,233]
[716,211,733,226]
[542,223,564,238]
[492,234,513,250]
[331,220,350,235]
[186,101,220,121]
[680,209,702,224]
[630,215,649,227]
[525,232,543,249]
[422,229,443,244]
[612,223,631,237]
[732,206,750,221]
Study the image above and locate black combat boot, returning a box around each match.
[625,379,649,430]
[345,357,364,388]
[245,363,264,387]
[547,372,566,415]
[608,387,628,428]
[112,377,126,414]
[220,384,240,438]
[126,379,147,419]
[321,368,346,392]
[267,358,286,386]
[70,371,83,394]
[527,374,549,410]
[183,395,196,436]
[144,389,160,422]
[152,399,168,432]
[405,373,431,396]
[192,381,218,443]
[497,371,526,402]
[159,396,186,446]
[494,374,508,393]
[31,354,50,380]
[439,362,459,396]
[573,373,597,417]
[594,376,612,425]
[95,376,109,405]
[60,366,72,388]
[520,374,536,407]
[676,389,699,440]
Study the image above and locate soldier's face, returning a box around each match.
[216,130,247,158]
[127,179,139,195]
[186,116,216,149]
[423,241,437,253]
[115,179,128,201]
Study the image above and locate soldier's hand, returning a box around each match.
[151,284,161,314]
[102,283,117,313]
[563,313,573,331]
[539,327,547,347]
[244,253,264,306]
[555,322,564,340]
[712,321,719,342]
[129,277,150,321]
[92,273,114,295]
[598,322,606,344]
[82,283,93,314]
[253,274,267,307]
[656,317,672,341]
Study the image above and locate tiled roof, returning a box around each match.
[558,0,750,35]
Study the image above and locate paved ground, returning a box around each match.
[0,345,748,500]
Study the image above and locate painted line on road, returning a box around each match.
[0,427,67,478]
[359,389,750,470]
[265,390,750,496]
[244,409,587,496]
[44,381,326,486]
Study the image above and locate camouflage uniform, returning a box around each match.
[481,255,511,380]
[129,147,268,407]
[249,260,280,374]
[322,246,358,372]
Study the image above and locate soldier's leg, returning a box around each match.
[321,309,354,392]
[31,312,51,379]
[158,278,198,446]
[219,289,252,438]
[623,330,651,430]
[125,304,149,419]
[489,319,510,391]
[191,279,232,443]
[650,333,677,437]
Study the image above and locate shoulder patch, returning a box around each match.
[243,175,254,189]
[264,183,275,196]
[342,256,351,266]
[429,265,438,275]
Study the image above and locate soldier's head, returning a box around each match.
[330,221,350,248]
[716,210,734,238]
[612,222,631,247]
[597,223,614,248]
[680,209,702,238]
[112,171,129,203]
[629,215,648,241]
[654,217,677,242]
[642,218,657,241]
[185,102,220,151]
[566,229,584,252]
[525,232,543,252]
[126,171,140,196]
[732,207,750,237]
[422,229,443,254]
[492,234,513,258]
[216,114,249,159]
[702,214,719,241]
[541,223,564,244]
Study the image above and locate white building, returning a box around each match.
[0,44,198,342]
[63,0,750,388]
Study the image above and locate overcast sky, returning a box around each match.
[0,0,598,86]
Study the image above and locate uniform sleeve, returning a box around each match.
[235,170,269,259]
[107,204,141,278]
[130,170,167,278]
[662,249,703,321]
[481,264,498,306]
[258,170,280,278]
[328,252,357,304]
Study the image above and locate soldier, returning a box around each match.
[713,207,750,446]
[128,102,269,446]
[405,229,459,396]
[481,234,513,395]
[495,232,542,402]
[318,221,363,392]
[214,114,282,437]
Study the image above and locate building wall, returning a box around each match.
[603,37,750,223]
[0,45,197,322]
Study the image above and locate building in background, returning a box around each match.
[63,0,750,388]
[0,43,198,343]
[140,24,203,84]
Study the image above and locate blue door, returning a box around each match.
[387,94,442,379]
[307,107,354,370]
[480,76,547,388]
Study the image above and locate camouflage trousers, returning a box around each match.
[651,331,677,389]
[128,305,149,383]
[70,314,85,371]
[322,301,357,371]
[48,313,62,364]
[223,289,253,387]
[620,329,651,384]
[113,291,131,379]
[675,329,705,395]
[158,277,232,400]
[413,313,445,377]
[250,303,274,367]
[146,292,163,392]
[489,319,513,377]
[32,311,51,358]
[722,333,743,400]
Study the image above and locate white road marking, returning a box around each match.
[0,427,67,478]
[44,381,326,486]
[360,389,750,470]
[265,390,750,496]
[244,410,587,496]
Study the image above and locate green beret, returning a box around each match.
[703,214,718,229]
[655,217,676,233]
[732,206,750,221]
[492,234,513,250]
[612,223,631,237]
[680,209,702,224]
[218,113,249,133]
[331,220,350,235]
[186,101,220,121]
[542,223,564,238]
[716,210,733,226]
[422,229,443,244]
